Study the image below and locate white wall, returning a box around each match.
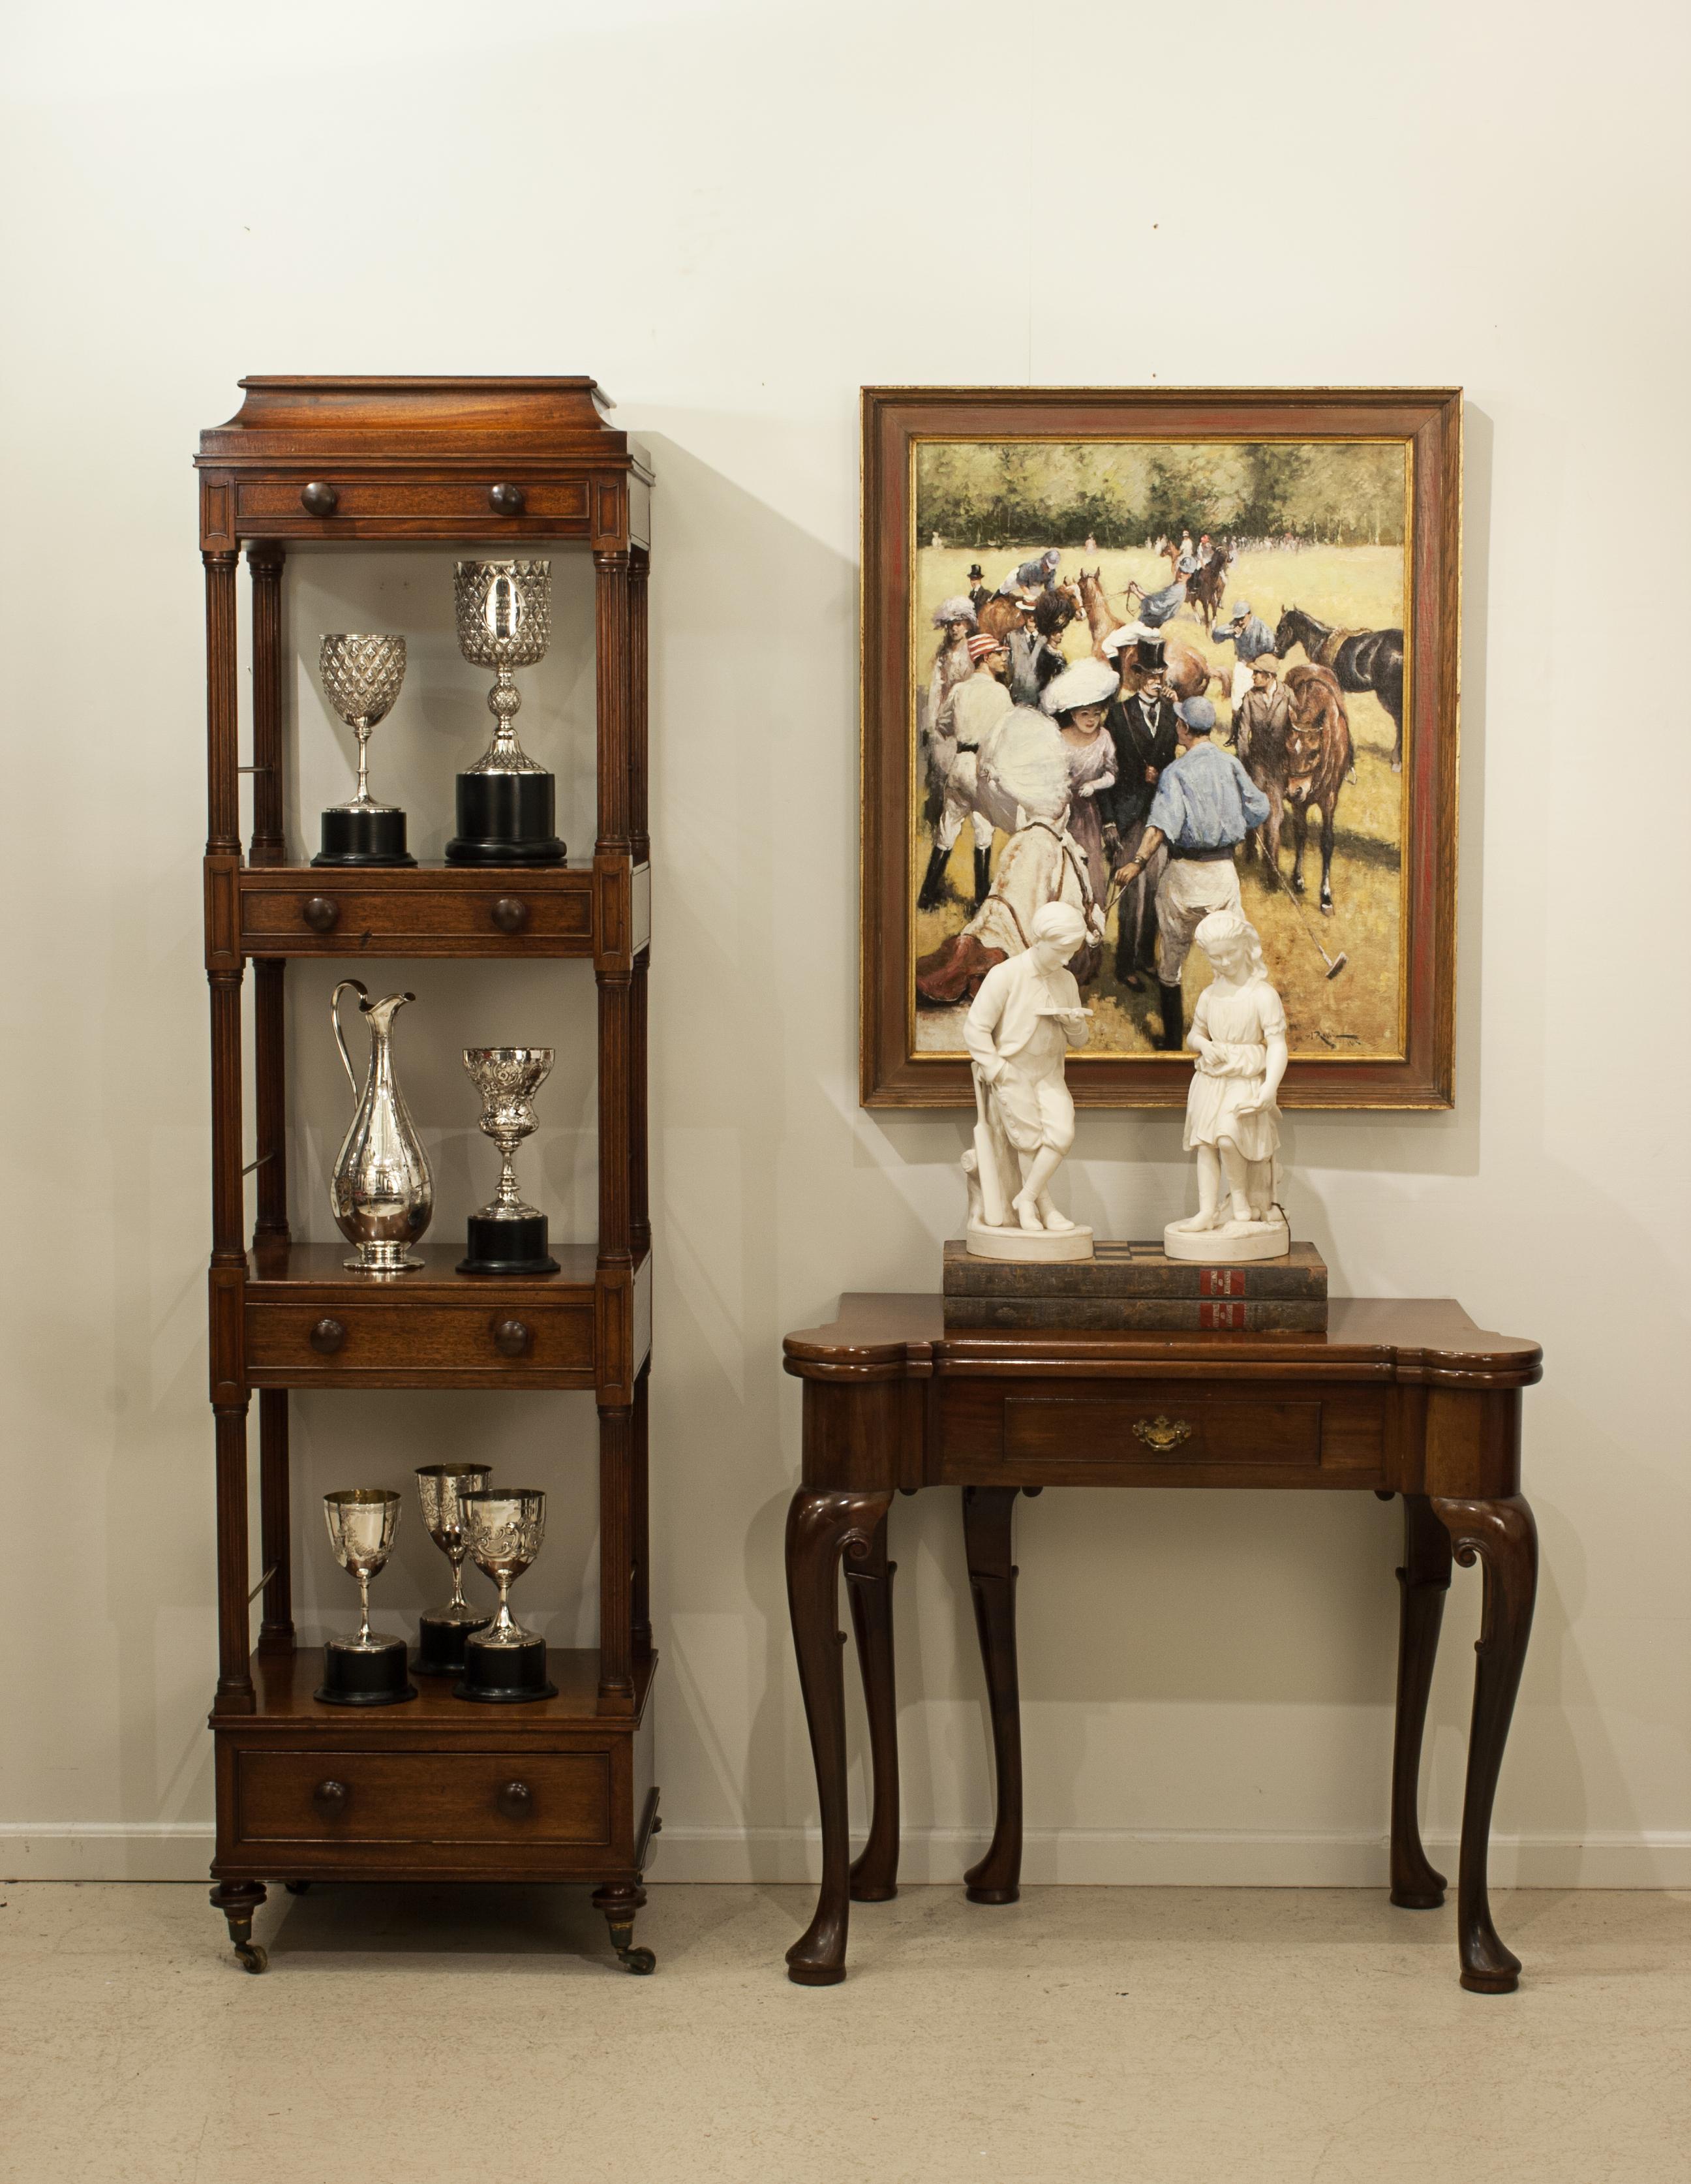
[3,0,1686,1887]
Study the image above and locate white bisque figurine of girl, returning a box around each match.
[1163,909,1291,1263]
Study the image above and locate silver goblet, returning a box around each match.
[454,562,551,776]
[445,561,565,865]
[458,1047,560,1276]
[412,1464,493,1675]
[316,1488,416,1706]
[455,1488,556,1702]
[312,634,416,867]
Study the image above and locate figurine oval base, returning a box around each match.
[1162,1212,1290,1265]
[966,1220,1094,1263]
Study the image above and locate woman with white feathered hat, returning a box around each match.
[1040,656,1118,904]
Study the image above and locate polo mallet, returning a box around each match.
[1262,854,1348,979]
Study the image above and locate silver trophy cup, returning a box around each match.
[316,1488,416,1705]
[445,561,564,863]
[457,1047,560,1275]
[412,1464,493,1674]
[455,1488,556,1702]
[312,634,416,867]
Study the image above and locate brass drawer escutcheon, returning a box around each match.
[1131,1415,1193,1453]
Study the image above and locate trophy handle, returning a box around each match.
[330,979,371,1103]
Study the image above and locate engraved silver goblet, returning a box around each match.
[313,635,416,867]
[317,1488,416,1705]
[412,1464,493,1674]
[455,1488,556,1702]
[453,561,551,776]
[458,1047,560,1276]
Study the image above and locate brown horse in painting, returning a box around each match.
[1245,663,1352,912]
[1184,541,1231,631]
[1074,568,1221,703]
[975,577,1083,645]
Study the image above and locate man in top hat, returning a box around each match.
[1111,695,1270,1051]
[1096,628,1180,989]
[966,563,991,616]
[997,548,1061,597]
[920,630,1011,912]
[1230,653,1290,768]
[1211,598,1277,713]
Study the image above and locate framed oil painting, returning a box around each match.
[860,386,1461,1109]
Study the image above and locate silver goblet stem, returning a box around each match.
[356,1569,373,1646]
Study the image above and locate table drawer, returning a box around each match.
[241,878,593,957]
[234,478,592,531]
[246,1300,596,1385]
[236,1750,610,1847]
[937,1378,1387,1488]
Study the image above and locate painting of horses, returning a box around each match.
[860,388,1461,1109]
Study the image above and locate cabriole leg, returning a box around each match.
[845,1508,899,1903]
[592,1882,654,1974]
[962,1486,1024,1905]
[785,1486,894,1985]
[1390,1492,1453,1907]
[1431,1495,1538,1993]
[210,1880,268,1974]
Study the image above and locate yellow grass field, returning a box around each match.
[910,544,1407,1062]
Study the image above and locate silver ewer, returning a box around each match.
[463,1047,554,1223]
[329,980,434,1273]
[319,634,406,814]
[414,1463,493,1627]
[454,560,551,775]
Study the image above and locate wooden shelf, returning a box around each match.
[219,1648,656,1731]
[249,1240,602,1291]
[239,862,598,959]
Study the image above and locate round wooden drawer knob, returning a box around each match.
[495,1780,532,1819]
[303,896,341,932]
[300,482,339,516]
[310,1317,348,1355]
[312,1779,350,1815]
[489,482,526,515]
[493,1319,532,1358]
[490,896,529,933]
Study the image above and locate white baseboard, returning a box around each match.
[5,1823,1688,1889]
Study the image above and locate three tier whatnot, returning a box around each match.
[196,377,658,1973]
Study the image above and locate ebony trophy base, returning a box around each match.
[454,1636,557,1704]
[412,1610,492,1676]
[445,773,565,865]
[458,1212,560,1278]
[314,1636,418,1706]
[312,807,416,867]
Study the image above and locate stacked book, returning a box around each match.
[941,1240,1328,1332]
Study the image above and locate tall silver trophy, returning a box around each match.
[412,1464,493,1674]
[329,980,434,1272]
[312,634,416,867]
[455,1488,557,1702]
[457,1046,560,1275]
[445,561,566,865]
[316,1488,417,1705]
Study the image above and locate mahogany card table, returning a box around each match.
[781,1294,1542,1992]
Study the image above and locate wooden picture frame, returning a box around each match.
[860,386,1461,1109]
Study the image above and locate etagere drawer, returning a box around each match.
[245,1299,596,1385]
[234,478,593,534]
[235,1749,611,1846]
[240,873,594,957]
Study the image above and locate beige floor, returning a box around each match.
[0,1883,1686,2184]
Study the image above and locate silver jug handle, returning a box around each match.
[330,979,371,1102]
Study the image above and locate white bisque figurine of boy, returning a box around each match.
[1163,908,1292,1263]
[962,900,1094,1261]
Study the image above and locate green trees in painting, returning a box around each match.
[916,442,1405,547]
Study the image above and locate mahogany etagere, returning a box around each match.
[196,377,658,1973]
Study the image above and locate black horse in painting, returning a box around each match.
[1273,607,1405,772]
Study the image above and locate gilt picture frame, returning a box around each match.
[860,385,1461,1109]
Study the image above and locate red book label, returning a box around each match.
[1199,1270,1247,1297]
[1198,1300,1246,1329]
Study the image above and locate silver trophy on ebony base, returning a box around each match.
[312,634,416,867]
[316,1489,417,1705]
[457,1047,560,1276]
[412,1464,493,1674]
[445,560,565,865]
[454,1489,556,1702]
